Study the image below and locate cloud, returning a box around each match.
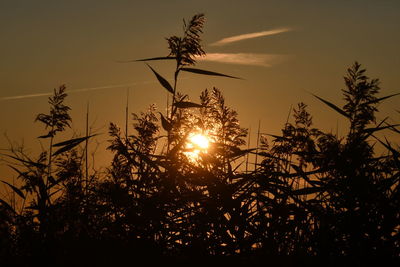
[0,81,157,102]
[197,53,289,67]
[210,27,292,46]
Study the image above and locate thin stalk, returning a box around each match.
[283,105,292,172]
[46,125,54,205]
[167,59,181,153]
[125,88,129,141]
[246,126,251,173]
[85,102,89,195]
[255,120,261,171]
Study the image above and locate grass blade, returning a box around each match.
[1,154,46,169]
[53,134,97,147]
[117,56,176,63]
[365,93,400,105]
[174,101,204,108]
[181,67,242,79]
[159,112,172,131]
[147,64,174,94]
[363,124,400,134]
[1,180,25,199]
[311,93,349,118]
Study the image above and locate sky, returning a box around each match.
[1,0,399,180]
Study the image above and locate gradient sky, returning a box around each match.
[1,0,399,180]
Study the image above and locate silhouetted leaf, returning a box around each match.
[7,165,28,179]
[181,67,241,79]
[265,134,291,142]
[147,64,174,94]
[159,112,172,131]
[118,56,176,63]
[312,94,349,118]
[174,101,204,108]
[373,135,400,157]
[168,133,190,158]
[37,133,53,139]
[365,93,400,105]
[2,154,46,169]
[52,134,97,147]
[363,124,400,134]
[384,121,400,135]
[230,148,256,158]
[53,143,80,156]
[1,180,25,199]
[52,135,97,156]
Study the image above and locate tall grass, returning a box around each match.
[0,14,399,266]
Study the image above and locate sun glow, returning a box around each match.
[185,133,210,160]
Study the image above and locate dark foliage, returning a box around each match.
[0,14,399,267]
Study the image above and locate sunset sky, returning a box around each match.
[1,0,399,178]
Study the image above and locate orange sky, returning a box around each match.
[1,0,399,181]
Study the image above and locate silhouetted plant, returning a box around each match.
[1,13,399,267]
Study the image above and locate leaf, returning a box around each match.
[147,64,174,94]
[365,93,400,105]
[52,134,97,147]
[265,134,291,142]
[52,143,80,156]
[168,133,190,158]
[384,121,400,135]
[117,56,176,63]
[7,165,28,179]
[1,180,25,199]
[363,124,400,134]
[173,101,204,109]
[37,133,53,139]
[373,135,400,157]
[229,148,256,158]
[181,67,242,79]
[311,94,349,118]
[159,112,172,131]
[2,154,46,169]
[52,134,97,156]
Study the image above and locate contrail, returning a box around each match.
[0,81,156,102]
[210,27,292,46]
[197,53,289,67]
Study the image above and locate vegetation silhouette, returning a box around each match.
[0,14,399,267]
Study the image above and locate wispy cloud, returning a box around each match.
[0,81,156,102]
[210,27,292,46]
[197,53,289,67]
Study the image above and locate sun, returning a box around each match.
[190,134,209,150]
[185,133,210,160]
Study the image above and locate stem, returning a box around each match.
[255,120,261,171]
[246,126,251,173]
[46,126,54,205]
[85,102,89,195]
[125,88,129,141]
[167,60,180,153]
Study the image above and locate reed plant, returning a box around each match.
[0,14,398,267]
